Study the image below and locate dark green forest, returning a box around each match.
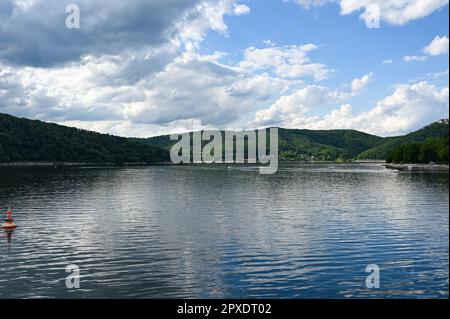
[277,129,384,161]
[386,136,449,164]
[0,113,169,164]
[357,119,449,160]
[1,112,448,164]
[137,128,386,161]
[138,120,449,162]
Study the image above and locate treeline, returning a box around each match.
[386,136,449,164]
[357,119,449,160]
[1,112,448,164]
[141,128,385,162]
[0,113,169,164]
[278,129,384,161]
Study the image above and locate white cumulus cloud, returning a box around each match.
[239,44,332,81]
[233,3,250,15]
[403,55,428,62]
[294,0,449,27]
[403,35,449,62]
[351,72,373,95]
[253,81,449,136]
[423,35,449,56]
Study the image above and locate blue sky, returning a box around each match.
[201,0,449,115]
[0,0,448,137]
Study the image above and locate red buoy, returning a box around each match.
[2,209,17,230]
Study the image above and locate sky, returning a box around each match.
[0,0,448,137]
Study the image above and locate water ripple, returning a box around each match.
[0,163,448,298]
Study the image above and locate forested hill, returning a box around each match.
[138,120,448,162]
[0,113,169,164]
[386,136,448,164]
[357,119,449,160]
[1,112,447,164]
[136,128,385,161]
[278,129,384,160]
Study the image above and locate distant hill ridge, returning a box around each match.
[357,119,449,160]
[0,112,448,163]
[0,113,169,164]
[138,120,448,161]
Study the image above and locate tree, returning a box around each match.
[385,136,448,164]
[402,143,420,163]
[419,141,438,163]
[438,144,449,163]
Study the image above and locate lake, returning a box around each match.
[0,163,448,298]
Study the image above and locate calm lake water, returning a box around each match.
[0,163,448,299]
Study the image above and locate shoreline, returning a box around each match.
[1,160,385,168]
[385,163,449,172]
[3,161,447,171]
[0,161,173,168]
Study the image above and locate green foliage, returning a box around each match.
[0,113,169,164]
[140,120,448,162]
[277,129,384,161]
[2,112,447,164]
[358,119,449,160]
[438,144,449,163]
[138,128,384,162]
[402,143,421,163]
[386,136,449,164]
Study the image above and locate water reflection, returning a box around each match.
[0,164,448,298]
[3,229,14,247]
